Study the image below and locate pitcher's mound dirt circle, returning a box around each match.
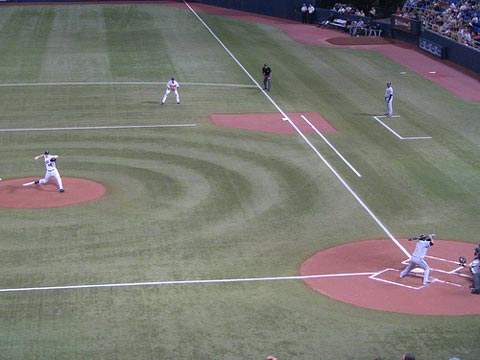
[300,239,480,315]
[0,177,106,209]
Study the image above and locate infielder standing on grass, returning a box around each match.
[400,234,435,285]
[33,150,64,192]
[161,77,180,105]
[385,81,394,117]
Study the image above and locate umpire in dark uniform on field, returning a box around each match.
[262,63,272,91]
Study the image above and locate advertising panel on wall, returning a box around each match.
[419,37,447,59]
[422,29,480,73]
[391,15,421,35]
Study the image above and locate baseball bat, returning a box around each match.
[22,181,35,187]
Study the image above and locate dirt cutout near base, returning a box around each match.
[210,112,337,134]
[0,177,107,209]
[300,239,480,315]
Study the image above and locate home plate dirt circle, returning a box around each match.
[0,177,106,209]
[300,239,480,315]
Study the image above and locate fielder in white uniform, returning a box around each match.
[400,234,435,285]
[161,77,180,105]
[385,81,394,117]
[34,150,64,192]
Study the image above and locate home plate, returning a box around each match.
[412,268,424,273]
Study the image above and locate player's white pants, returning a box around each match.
[162,89,180,104]
[386,98,393,117]
[39,169,63,190]
[401,256,430,284]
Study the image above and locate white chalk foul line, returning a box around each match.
[300,114,361,177]
[0,81,256,88]
[0,124,196,133]
[0,272,375,293]
[185,0,410,259]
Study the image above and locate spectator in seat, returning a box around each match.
[348,20,358,36]
[352,19,365,36]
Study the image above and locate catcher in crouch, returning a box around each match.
[161,77,180,105]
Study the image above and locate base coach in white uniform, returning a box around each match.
[385,81,394,117]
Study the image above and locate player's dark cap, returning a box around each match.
[44,150,49,155]
[171,77,175,80]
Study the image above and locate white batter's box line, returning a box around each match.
[370,268,446,289]
[369,269,423,290]
[447,266,471,275]
[400,257,472,278]
[427,254,462,264]
[372,115,432,140]
[431,278,467,288]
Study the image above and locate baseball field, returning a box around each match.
[0,1,479,359]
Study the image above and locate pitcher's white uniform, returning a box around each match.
[385,82,394,117]
[34,151,64,192]
[162,77,180,104]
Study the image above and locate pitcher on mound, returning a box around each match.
[33,150,64,192]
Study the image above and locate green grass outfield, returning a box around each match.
[0,3,479,359]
